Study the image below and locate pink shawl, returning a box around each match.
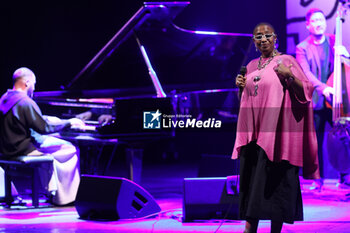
[232,54,320,179]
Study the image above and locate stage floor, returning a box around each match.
[1,163,350,233]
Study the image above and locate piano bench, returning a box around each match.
[0,155,54,208]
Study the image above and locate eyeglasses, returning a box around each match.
[253,33,275,41]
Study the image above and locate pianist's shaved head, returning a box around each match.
[12,67,36,98]
[13,67,36,84]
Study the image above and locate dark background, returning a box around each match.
[0,0,286,93]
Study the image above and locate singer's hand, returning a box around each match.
[273,62,295,87]
[274,62,293,79]
[235,74,246,89]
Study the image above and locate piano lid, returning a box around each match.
[41,1,256,98]
[66,1,190,90]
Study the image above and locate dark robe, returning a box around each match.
[0,90,70,157]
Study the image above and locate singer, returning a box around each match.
[232,22,319,233]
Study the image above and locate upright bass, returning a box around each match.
[326,0,350,173]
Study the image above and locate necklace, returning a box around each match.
[254,50,278,96]
[257,50,278,70]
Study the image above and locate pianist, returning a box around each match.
[0,67,84,206]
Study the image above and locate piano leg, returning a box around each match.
[82,144,108,175]
[125,148,143,184]
[103,144,119,176]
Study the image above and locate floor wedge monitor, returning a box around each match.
[75,175,161,220]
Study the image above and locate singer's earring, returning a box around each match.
[255,45,258,52]
[274,39,279,50]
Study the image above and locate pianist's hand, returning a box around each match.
[76,111,92,121]
[98,114,113,125]
[44,115,62,124]
[68,118,86,130]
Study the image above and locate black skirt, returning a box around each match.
[239,141,303,224]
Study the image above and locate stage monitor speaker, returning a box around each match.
[183,177,239,222]
[75,175,161,220]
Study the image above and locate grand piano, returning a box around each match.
[34,2,255,183]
